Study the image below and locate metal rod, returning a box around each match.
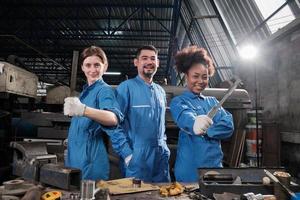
[255,66,260,167]
[70,51,79,96]
[264,169,296,198]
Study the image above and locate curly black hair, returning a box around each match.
[174,46,215,76]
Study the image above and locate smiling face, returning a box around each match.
[134,49,159,83]
[81,55,105,85]
[186,63,209,94]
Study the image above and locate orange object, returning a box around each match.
[246,139,261,157]
[246,124,262,140]
[41,191,62,200]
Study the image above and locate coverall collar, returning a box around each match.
[82,78,104,91]
[135,75,155,88]
[183,89,205,99]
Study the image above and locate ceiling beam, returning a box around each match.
[12,36,171,41]
[2,3,174,9]
[1,17,173,21]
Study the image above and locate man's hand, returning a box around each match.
[193,115,213,135]
[125,154,132,167]
[64,97,86,116]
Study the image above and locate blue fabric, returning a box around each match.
[292,193,300,200]
[66,79,132,180]
[115,75,170,182]
[170,90,234,182]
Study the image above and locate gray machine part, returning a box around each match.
[0,179,35,196]
[198,168,300,198]
[39,163,81,190]
[80,180,95,200]
[10,141,57,181]
[0,61,38,98]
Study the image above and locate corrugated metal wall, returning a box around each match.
[172,0,274,87]
[215,0,271,45]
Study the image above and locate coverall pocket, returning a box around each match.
[127,150,137,169]
[131,105,152,127]
[126,148,144,178]
[195,106,206,115]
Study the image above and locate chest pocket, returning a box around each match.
[185,99,207,116]
[194,105,207,115]
[131,105,152,128]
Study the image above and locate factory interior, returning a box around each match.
[1,0,300,199]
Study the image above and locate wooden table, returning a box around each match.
[109,182,199,200]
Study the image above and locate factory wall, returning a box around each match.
[237,18,300,177]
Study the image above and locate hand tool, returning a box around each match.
[41,191,62,200]
[207,78,241,119]
[264,169,296,198]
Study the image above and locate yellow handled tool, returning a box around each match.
[41,191,62,200]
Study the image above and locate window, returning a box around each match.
[255,0,295,33]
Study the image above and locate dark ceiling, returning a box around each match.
[0,0,181,89]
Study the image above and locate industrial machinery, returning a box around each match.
[0,61,38,98]
[0,62,39,183]
[198,168,300,199]
[10,141,80,190]
[0,110,12,183]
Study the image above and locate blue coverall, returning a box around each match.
[115,75,170,182]
[66,79,132,180]
[170,90,234,182]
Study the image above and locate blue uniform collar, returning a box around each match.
[135,75,155,88]
[183,89,205,99]
[82,79,104,91]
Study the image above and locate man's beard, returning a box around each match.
[143,70,154,78]
[142,64,156,78]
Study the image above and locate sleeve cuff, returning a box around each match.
[120,143,133,160]
[104,107,124,123]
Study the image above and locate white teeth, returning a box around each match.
[143,64,154,68]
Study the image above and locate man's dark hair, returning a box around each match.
[136,45,158,58]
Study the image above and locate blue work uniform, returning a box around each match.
[66,79,132,180]
[170,90,234,182]
[115,75,170,182]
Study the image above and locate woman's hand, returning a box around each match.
[64,97,86,116]
[193,115,213,135]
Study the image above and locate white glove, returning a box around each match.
[193,115,213,135]
[125,154,132,167]
[64,97,86,116]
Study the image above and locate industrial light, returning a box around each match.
[238,44,258,60]
[104,72,121,75]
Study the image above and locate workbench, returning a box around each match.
[108,182,199,200]
[0,180,200,200]
[109,189,196,200]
